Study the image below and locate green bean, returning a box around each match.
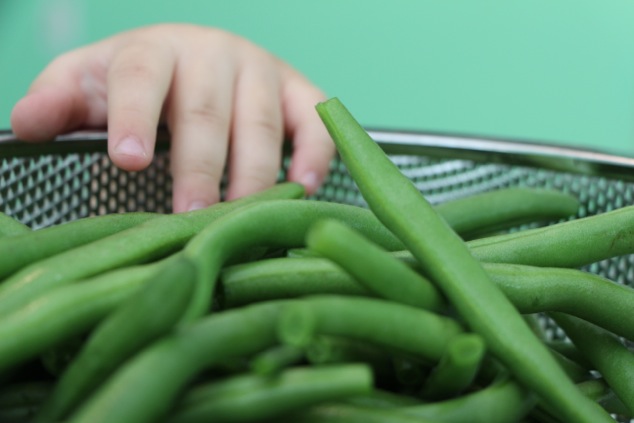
[468,205,634,267]
[532,378,630,422]
[315,97,612,422]
[222,255,634,348]
[0,182,304,319]
[0,258,169,374]
[402,375,536,423]
[166,364,373,423]
[306,336,396,383]
[546,340,593,370]
[433,187,579,240]
[574,379,629,417]
[419,333,486,400]
[288,403,437,423]
[181,199,403,320]
[67,301,285,423]
[551,312,634,415]
[277,296,463,364]
[586,383,631,417]
[249,345,305,376]
[0,212,158,279]
[34,255,195,423]
[342,390,421,409]
[484,263,634,342]
[306,219,445,312]
[0,212,30,238]
[219,257,369,308]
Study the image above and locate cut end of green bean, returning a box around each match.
[277,304,317,347]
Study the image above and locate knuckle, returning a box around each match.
[248,114,282,142]
[109,60,158,82]
[241,162,279,187]
[182,101,229,128]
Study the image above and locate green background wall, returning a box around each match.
[2,1,634,154]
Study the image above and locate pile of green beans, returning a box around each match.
[1,99,634,423]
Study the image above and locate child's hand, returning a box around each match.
[10,24,334,212]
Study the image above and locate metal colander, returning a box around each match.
[3,127,634,276]
[1,128,634,421]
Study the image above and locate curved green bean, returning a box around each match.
[0,182,304,319]
[289,403,439,423]
[305,218,445,312]
[469,205,634,267]
[34,255,195,423]
[67,301,285,423]
[484,263,634,342]
[277,295,463,364]
[434,187,579,240]
[316,97,612,422]
[182,199,403,320]
[249,345,304,376]
[0,258,169,374]
[0,212,158,279]
[402,375,536,423]
[220,254,634,349]
[166,365,373,423]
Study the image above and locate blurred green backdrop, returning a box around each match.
[1,0,633,154]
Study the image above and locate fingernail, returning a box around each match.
[187,201,209,212]
[114,136,146,157]
[300,171,321,194]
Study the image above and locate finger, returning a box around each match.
[10,48,106,141]
[106,40,176,171]
[282,70,335,195]
[167,48,237,213]
[225,60,284,200]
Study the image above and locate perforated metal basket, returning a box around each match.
[3,128,634,280]
[2,128,634,421]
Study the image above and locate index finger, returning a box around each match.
[106,39,176,171]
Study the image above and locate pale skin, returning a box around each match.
[10,24,335,212]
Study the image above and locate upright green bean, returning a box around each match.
[315,97,612,422]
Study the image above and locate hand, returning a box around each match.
[10,24,334,212]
